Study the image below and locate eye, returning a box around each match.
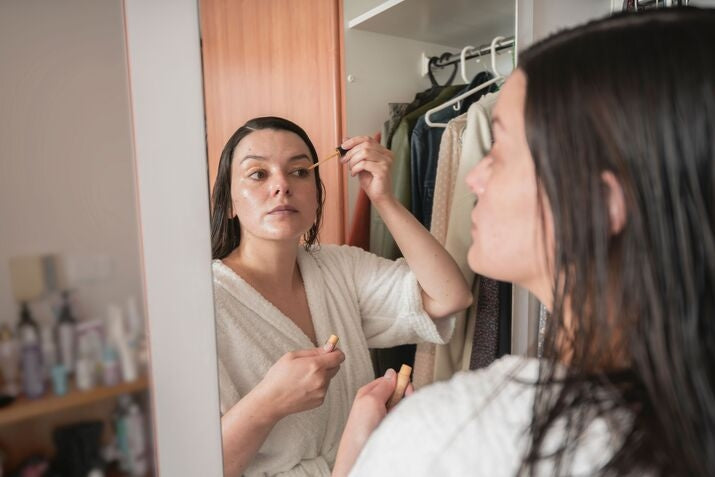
[248,169,267,180]
[290,168,310,178]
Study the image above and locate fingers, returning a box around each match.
[349,157,389,179]
[356,369,396,398]
[340,138,392,170]
[344,149,392,176]
[285,348,323,360]
[340,135,375,150]
[357,370,398,405]
[326,364,342,380]
[313,348,346,368]
[404,383,414,397]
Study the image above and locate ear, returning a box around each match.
[601,171,627,236]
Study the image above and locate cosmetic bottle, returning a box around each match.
[0,325,20,396]
[55,291,77,374]
[40,325,57,380]
[107,305,137,382]
[18,303,44,398]
[75,334,96,391]
[125,398,148,476]
[102,347,121,387]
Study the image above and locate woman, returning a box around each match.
[210,117,472,476]
[333,8,715,477]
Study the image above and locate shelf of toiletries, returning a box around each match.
[0,374,148,427]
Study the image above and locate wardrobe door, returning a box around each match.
[200,0,347,243]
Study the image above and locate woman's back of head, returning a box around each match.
[518,8,715,476]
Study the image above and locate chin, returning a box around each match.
[466,248,481,275]
[262,227,311,242]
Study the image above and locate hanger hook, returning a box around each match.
[490,36,506,78]
[460,45,475,83]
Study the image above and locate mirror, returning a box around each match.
[0,1,154,475]
[199,1,517,475]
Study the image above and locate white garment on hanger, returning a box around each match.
[413,114,468,389]
[432,92,500,380]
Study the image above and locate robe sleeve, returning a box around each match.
[340,245,455,348]
[217,357,241,416]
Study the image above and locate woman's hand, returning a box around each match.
[341,136,394,205]
[332,369,414,477]
[253,347,345,421]
[221,347,344,477]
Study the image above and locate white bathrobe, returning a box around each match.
[213,244,455,477]
[350,356,619,476]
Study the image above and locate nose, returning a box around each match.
[270,172,291,197]
[466,156,492,199]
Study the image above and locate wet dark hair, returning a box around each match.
[210,116,325,259]
[519,7,715,476]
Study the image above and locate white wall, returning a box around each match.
[0,0,144,326]
[517,0,611,52]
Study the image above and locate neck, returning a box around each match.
[523,277,553,314]
[225,236,301,291]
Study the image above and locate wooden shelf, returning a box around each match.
[348,0,515,49]
[0,375,149,427]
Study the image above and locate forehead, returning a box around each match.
[492,70,526,127]
[233,128,311,160]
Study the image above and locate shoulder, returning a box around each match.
[351,356,538,476]
[211,259,232,288]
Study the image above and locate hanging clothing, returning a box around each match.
[370,85,462,260]
[412,114,468,389]
[410,71,496,228]
[370,91,459,378]
[214,245,454,477]
[382,103,409,150]
[349,356,621,477]
[468,278,499,369]
[444,92,499,281]
[414,92,501,387]
[438,93,500,375]
[497,281,512,358]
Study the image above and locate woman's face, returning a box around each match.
[230,129,318,244]
[466,70,554,307]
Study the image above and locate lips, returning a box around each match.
[268,204,298,214]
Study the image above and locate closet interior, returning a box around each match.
[342,0,542,388]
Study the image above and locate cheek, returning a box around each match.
[232,178,264,203]
[301,179,319,218]
[467,174,542,283]
[231,180,266,219]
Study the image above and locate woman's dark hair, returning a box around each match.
[519,8,715,476]
[210,116,325,259]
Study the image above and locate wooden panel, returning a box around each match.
[200,0,346,243]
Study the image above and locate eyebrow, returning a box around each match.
[240,154,312,165]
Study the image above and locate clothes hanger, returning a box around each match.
[428,52,458,88]
[460,45,476,84]
[425,36,507,128]
[489,36,506,77]
[453,46,477,111]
